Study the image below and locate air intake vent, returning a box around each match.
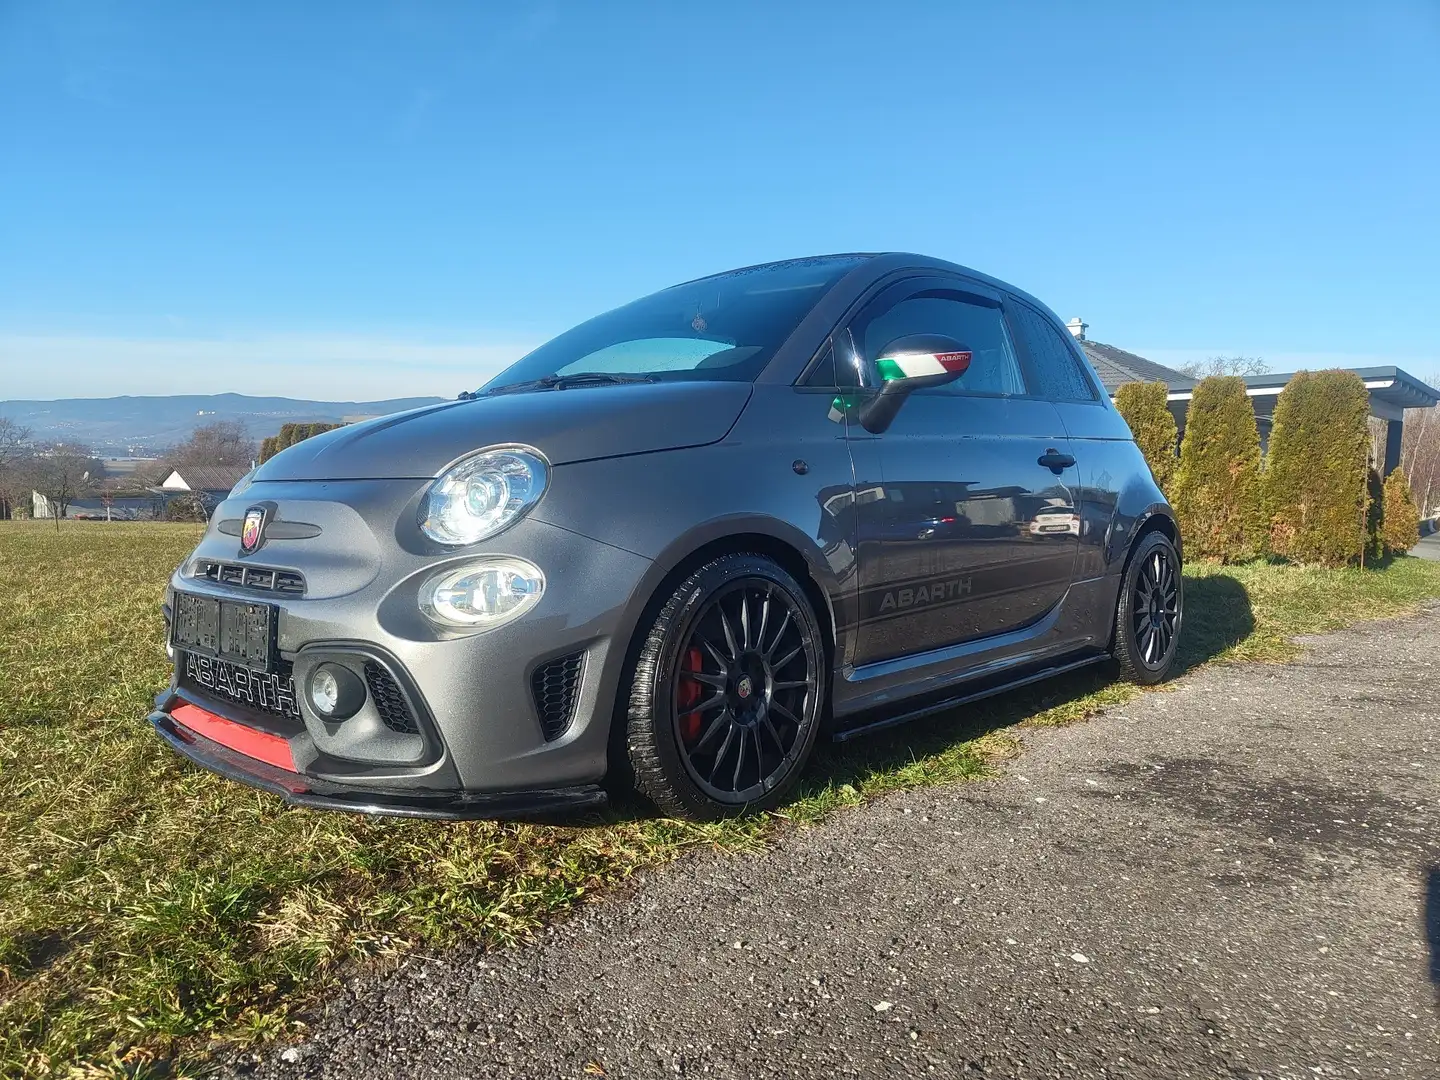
[363,661,419,735]
[195,560,305,596]
[531,652,584,741]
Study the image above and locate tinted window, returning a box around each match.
[854,291,1024,396]
[802,342,838,387]
[479,256,868,391]
[1010,303,1097,401]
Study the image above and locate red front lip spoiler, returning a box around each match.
[150,705,607,821]
[170,701,296,772]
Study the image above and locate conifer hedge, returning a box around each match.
[1114,380,1178,495]
[1171,375,1265,562]
[256,423,343,465]
[1365,467,1385,562]
[1264,370,1370,567]
[1381,467,1421,554]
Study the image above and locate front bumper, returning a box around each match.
[153,477,658,814]
[151,707,606,820]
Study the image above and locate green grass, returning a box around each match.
[3,521,1438,1077]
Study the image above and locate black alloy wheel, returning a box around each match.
[1113,530,1182,685]
[625,554,825,819]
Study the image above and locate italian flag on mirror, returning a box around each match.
[876,351,972,381]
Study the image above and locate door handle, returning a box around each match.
[1038,449,1075,471]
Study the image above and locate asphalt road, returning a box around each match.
[240,608,1440,1080]
[1410,533,1440,562]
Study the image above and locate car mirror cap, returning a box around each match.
[859,335,972,432]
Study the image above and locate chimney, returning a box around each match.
[1065,317,1088,340]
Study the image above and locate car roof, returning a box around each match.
[673,252,1063,329]
[731,253,1076,388]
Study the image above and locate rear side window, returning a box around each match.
[853,292,1025,397]
[1010,303,1098,401]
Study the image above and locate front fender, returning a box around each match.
[533,437,859,676]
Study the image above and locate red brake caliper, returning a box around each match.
[678,646,705,742]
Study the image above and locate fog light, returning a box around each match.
[421,557,545,630]
[307,662,366,720]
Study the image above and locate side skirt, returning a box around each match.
[831,652,1110,743]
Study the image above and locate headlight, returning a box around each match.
[421,557,546,629]
[420,446,548,546]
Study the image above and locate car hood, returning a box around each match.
[252,380,754,481]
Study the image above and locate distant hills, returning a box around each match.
[0,393,447,457]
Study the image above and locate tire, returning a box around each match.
[625,553,826,820]
[1112,530,1183,685]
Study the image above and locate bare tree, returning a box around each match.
[0,418,34,519]
[0,417,30,466]
[167,420,257,468]
[1401,385,1440,518]
[1177,355,1271,379]
[164,489,219,522]
[29,443,101,523]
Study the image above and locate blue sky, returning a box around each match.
[2,0,1437,401]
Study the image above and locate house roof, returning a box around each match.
[1079,339,1196,395]
[1161,365,1440,411]
[161,464,252,492]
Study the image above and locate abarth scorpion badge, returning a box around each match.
[239,507,267,555]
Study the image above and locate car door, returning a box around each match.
[1004,297,1114,581]
[840,277,1079,668]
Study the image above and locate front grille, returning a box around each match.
[196,560,305,596]
[180,651,300,723]
[531,652,584,741]
[363,661,419,734]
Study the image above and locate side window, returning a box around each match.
[1009,303,1098,401]
[801,342,837,387]
[853,291,1025,397]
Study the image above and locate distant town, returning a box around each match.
[0,392,444,521]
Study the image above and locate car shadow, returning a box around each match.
[1174,572,1257,674]
[797,572,1255,807]
[577,574,1257,827]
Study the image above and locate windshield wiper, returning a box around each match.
[481,372,658,396]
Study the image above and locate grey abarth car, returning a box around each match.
[150,253,1182,821]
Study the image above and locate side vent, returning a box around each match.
[531,652,584,742]
[363,661,420,735]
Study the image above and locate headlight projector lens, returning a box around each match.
[420,446,548,546]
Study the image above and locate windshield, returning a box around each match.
[480,255,869,392]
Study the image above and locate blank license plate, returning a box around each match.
[171,591,276,670]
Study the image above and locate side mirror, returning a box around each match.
[858,334,971,434]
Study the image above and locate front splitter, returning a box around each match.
[150,711,608,821]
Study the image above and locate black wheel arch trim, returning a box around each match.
[621,513,844,658]
[1106,497,1182,572]
[1129,504,1183,564]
